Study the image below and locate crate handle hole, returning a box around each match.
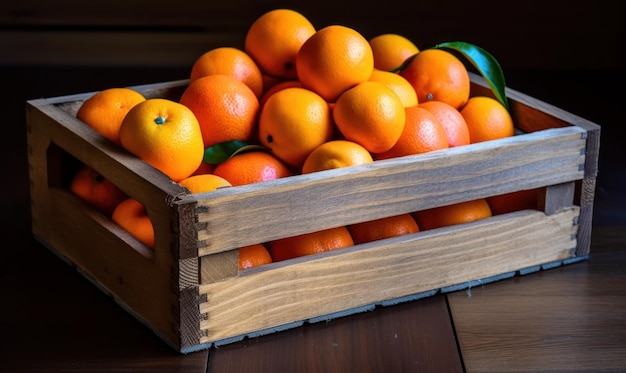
[46,142,155,261]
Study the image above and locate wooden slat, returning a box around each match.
[180,127,586,255]
[541,182,575,215]
[198,208,578,343]
[200,250,239,283]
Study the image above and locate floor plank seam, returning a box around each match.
[445,293,468,373]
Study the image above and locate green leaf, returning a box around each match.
[203,141,271,164]
[203,140,250,164]
[229,144,271,158]
[433,41,509,110]
[389,53,418,73]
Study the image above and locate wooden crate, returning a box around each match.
[26,73,600,353]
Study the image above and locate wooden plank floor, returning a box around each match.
[207,294,462,372]
[449,251,626,373]
[1,66,624,372]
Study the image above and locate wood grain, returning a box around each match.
[206,294,463,373]
[198,209,578,343]
[200,250,239,283]
[186,127,585,255]
[541,182,575,215]
[448,251,626,373]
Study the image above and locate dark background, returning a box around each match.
[2,1,624,231]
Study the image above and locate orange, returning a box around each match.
[376,105,449,160]
[296,24,374,102]
[212,151,293,186]
[178,174,232,193]
[189,46,264,98]
[179,74,260,149]
[419,100,470,147]
[258,87,334,169]
[348,213,420,245]
[460,96,515,143]
[333,81,406,154]
[238,243,273,270]
[413,198,492,230]
[244,8,316,80]
[487,188,541,215]
[301,140,373,174]
[119,98,204,182]
[399,49,470,110]
[112,198,155,249]
[259,79,304,108]
[368,68,418,107]
[368,33,420,71]
[76,87,146,145]
[268,226,354,262]
[69,165,127,217]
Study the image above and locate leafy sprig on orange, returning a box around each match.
[392,41,509,111]
[202,140,270,165]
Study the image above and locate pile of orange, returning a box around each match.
[68,7,530,268]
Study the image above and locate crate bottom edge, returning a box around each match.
[203,255,589,352]
[32,232,589,354]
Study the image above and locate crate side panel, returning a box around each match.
[192,127,586,254]
[39,188,181,343]
[26,99,187,260]
[198,208,578,342]
[27,103,55,242]
[26,99,197,349]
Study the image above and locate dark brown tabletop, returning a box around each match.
[2,64,625,372]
